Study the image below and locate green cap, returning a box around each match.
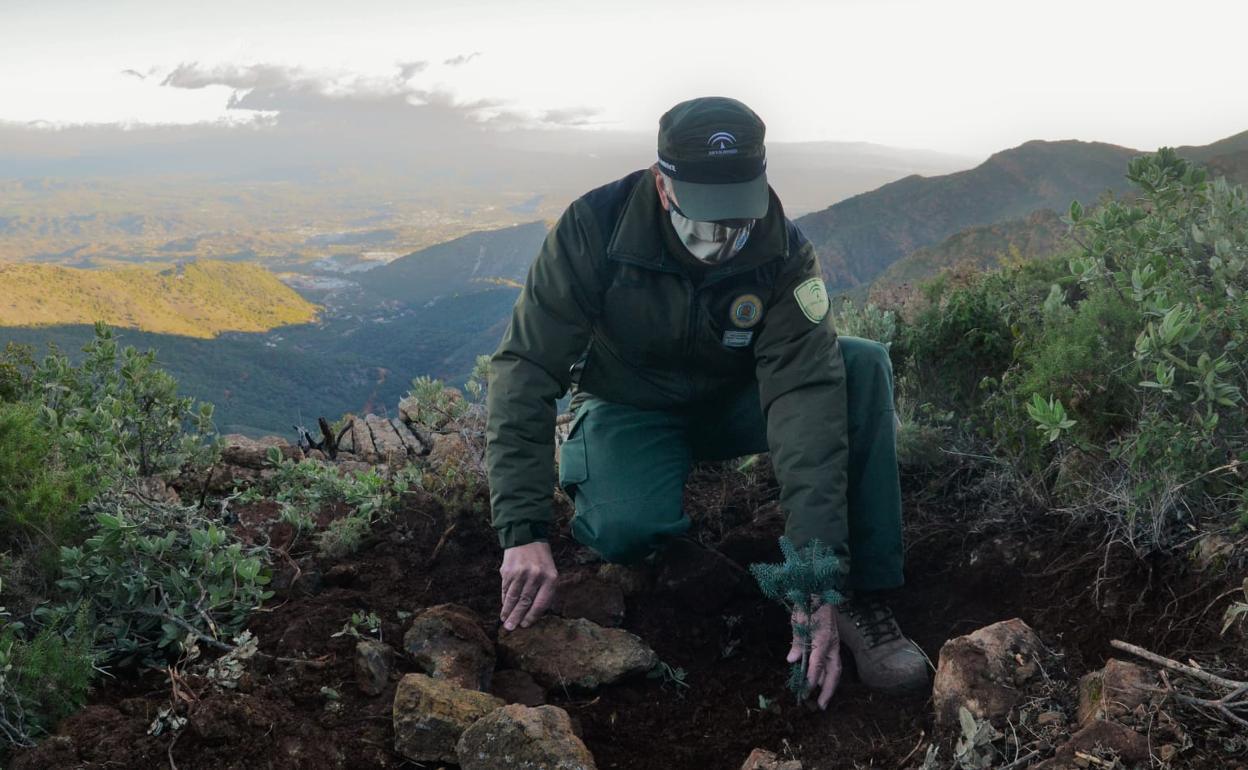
[657,96,769,222]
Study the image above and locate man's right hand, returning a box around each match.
[499,541,558,631]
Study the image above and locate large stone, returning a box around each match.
[499,616,657,690]
[553,572,626,627]
[340,417,379,462]
[932,618,1045,726]
[220,434,303,469]
[456,704,597,770]
[428,432,472,470]
[404,604,496,691]
[355,639,395,696]
[741,748,802,770]
[1076,658,1156,727]
[392,673,503,763]
[363,414,420,464]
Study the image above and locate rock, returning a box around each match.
[392,673,504,763]
[554,572,626,627]
[404,604,496,691]
[1036,710,1065,727]
[363,414,420,464]
[499,616,657,690]
[1193,534,1234,571]
[741,748,802,770]
[932,618,1046,726]
[1032,720,1150,770]
[135,475,181,504]
[220,434,303,469]
[456,704,597,770]
[356,639,395,696]
[428,432,472,470]
[596,563,653,597]
[491,669,546,706]
[1076,658,1156,727]
[341,417,379,462]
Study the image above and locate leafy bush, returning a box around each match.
[0,402,95,560]
[53,492,271,661]
[34,323,217,482]
[885,149,1248,551]
[0,343,34,404]
[0,602,94,749]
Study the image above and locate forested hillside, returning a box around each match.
[0,261,318,338]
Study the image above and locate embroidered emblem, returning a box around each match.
[793,278,829,323]
[722,330,754,348]
[730,293,764,329]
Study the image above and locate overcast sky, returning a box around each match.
[2,0,1246,156]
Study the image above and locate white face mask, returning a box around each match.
[660,173,754,264]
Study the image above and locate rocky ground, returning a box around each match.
[11,412,1248,769]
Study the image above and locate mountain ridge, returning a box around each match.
[0,260,318,338]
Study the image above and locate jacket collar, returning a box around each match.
[606,169,791,273]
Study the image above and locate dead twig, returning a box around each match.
[1110,639,1244,691]
[1112,639,1248,730]
[428,521,458,564]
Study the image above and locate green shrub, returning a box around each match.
[259,455,399,558]
[34,323,217,482]
[53,492,271,661]
[0,343,34,404]
[892,149,1248,550]
[0,603,94,749]
[0,402,95,558]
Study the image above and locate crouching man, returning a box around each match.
[485,96,927,707]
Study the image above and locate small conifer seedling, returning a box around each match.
[750,537,844,698]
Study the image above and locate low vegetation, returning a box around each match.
[870,148,1247,554]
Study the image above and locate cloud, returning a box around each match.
[443,52,482,67]
[398,60,429,80]
[539,107,602,127]
[120,68,147,80]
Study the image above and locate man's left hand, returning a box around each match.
[787,601,842,709]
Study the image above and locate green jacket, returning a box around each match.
[485,169,850,576]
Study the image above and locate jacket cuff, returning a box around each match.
[497,521,550,549]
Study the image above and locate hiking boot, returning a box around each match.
[836,594,930,693]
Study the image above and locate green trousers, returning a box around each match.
[558,336,904,592]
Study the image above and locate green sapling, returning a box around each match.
[749,537,844,698]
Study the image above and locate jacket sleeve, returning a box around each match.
[485,203,601,549]
[752,229,850,587]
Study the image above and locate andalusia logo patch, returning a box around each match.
[730,293,764,329]
[793,278,829,323]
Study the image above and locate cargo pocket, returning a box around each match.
[557,408,589,492]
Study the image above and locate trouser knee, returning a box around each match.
[570,500,689,565]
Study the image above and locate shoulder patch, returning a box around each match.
[793,277,829,323]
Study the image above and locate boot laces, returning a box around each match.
[845,597,902,648]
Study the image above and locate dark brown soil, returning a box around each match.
[13,463,1247,770]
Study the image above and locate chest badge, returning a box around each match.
[730,293,764,329]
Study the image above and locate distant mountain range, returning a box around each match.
[5,130,1248,437]
[0,260,318,338]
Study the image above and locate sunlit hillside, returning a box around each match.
[0,260,319,338]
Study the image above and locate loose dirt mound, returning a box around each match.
[14,463,1246,769]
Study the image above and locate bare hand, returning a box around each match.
[499,541,558,631]
[787,601,842,709]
